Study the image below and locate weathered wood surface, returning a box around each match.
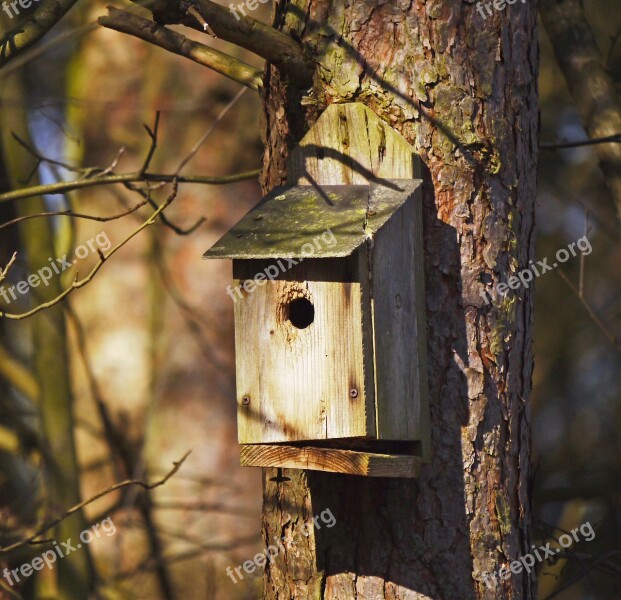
[234,275,370,443]
[370,184,430,458]
[241,444,421,478]
[204,180,421,259]
[288,103,417,186]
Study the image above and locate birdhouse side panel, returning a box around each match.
[370,191,429,443]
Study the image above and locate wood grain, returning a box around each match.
[234,268,371,443]
[240,444,422,478]
[368,182,430,459]
[288,103,417,185]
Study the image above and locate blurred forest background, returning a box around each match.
[0,0,619,599]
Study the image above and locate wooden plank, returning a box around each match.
[234,271,371,443]
[288,103,417,185]
[369,181,430,456]
[240,444,422,478]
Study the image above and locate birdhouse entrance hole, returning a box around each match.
[287,297,314,329]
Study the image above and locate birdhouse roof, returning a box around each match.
[203,179,422,259]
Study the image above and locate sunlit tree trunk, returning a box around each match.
[259,1,538,598]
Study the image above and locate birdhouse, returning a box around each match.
[204,104,429,478]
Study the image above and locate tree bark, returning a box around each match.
[259,1,538,598]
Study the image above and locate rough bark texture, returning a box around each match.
[259,1,538,598]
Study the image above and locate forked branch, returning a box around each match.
[99,8,263,91]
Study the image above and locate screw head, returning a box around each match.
[350,388,358,398]
[242,395,250,405]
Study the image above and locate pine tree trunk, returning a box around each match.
[259,1,538,598]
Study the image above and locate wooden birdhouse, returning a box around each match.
[204,103,429,478]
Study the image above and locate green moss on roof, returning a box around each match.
[203,179,422,259]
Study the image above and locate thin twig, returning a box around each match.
[0,200,149,232]
[123,180,206,235]
[140,113,160,176]
[0,451,191,554]
[0,183,178,320]
[99,147,125,176]
[540,133,621,150]
[186,5,216,36]
[0,170,259,204]
[175,87,247,175]
[12,132,81,174]
[557,270,621,352]
[0,252,17,283]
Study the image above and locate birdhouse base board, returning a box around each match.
[240,444,422,478]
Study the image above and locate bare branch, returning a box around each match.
[0,169,259,205]
[557,270,621,353]
[140,112,160,176]
[0,252,17,283]
[0,451,191,554]
[123,181,206,235]
[189,0,313,85]
[0,0,80,67]
[0,200,149,232]
[0,183,178,320]
[125,0,313,86]
[176,86,247,175]
[540,133,621,150]
[0,22,97,81]
[99,8,263,91]
[12,132,80,174]
[540,0,621,222]
[185,5,215,36]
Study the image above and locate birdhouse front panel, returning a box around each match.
[232,258,373,444]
